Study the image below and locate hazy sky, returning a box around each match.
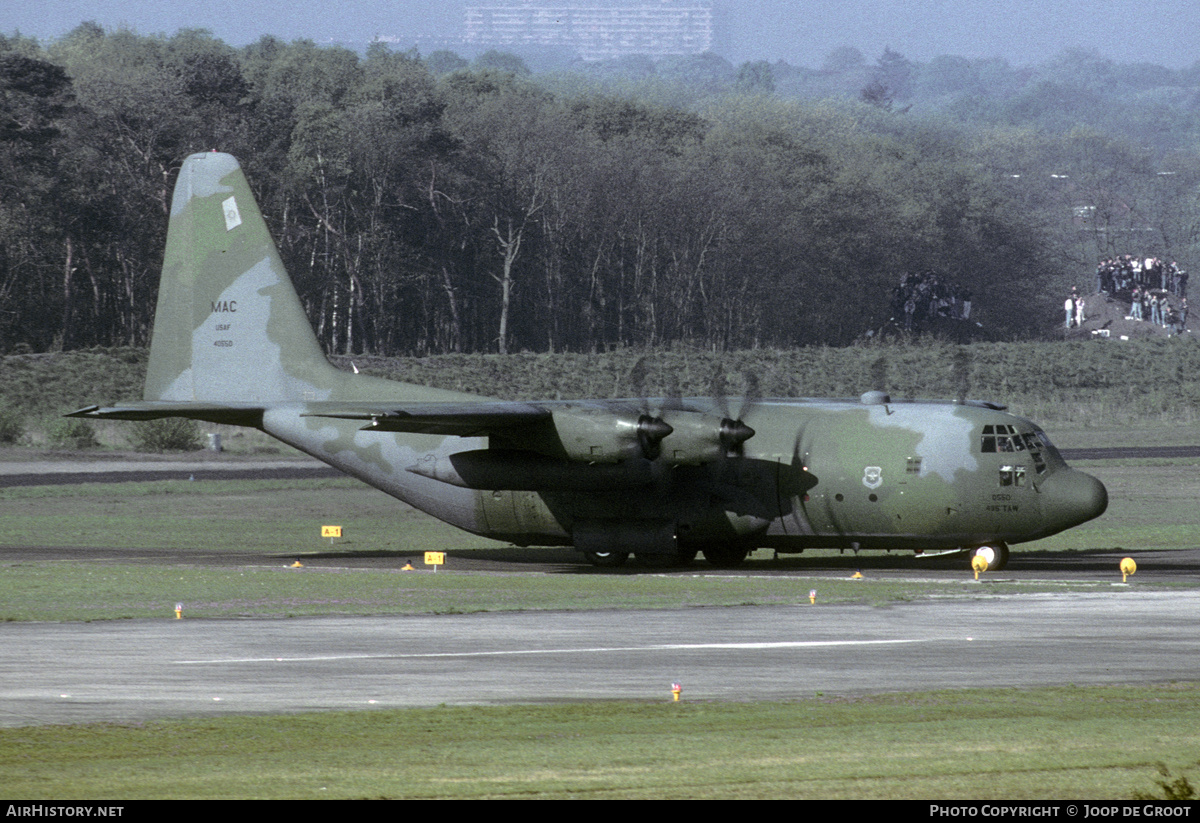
[7,0,1200,68]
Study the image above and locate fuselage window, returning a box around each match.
[999,465,1026,487]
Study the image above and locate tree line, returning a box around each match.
[2,25,1198,356]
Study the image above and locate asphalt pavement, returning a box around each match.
[2,591,1196,727]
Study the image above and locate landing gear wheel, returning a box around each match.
[702,546,749,568]
[970,543,1009,572]
[583,551,629,568]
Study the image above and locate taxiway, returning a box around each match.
[2,591,1197,727]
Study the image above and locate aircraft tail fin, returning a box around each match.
[144,152,342,404]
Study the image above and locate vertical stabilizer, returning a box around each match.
[144,152,341,403]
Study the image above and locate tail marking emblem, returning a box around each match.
[222,196,242,231]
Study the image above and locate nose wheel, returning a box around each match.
[969,543,1009,572]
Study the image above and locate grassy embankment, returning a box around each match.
[2,686,1198,799]
[2,338,1199,449]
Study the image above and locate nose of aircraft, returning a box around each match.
[1041,468,1108,530]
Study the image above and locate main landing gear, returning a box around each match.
[581,548,702,568]
[701,546,749,568]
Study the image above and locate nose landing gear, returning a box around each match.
[969,543,1010,572]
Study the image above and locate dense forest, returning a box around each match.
[3,24,1200,356]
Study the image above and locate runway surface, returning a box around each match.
[2,591,1198,727]
[0,455,338,487]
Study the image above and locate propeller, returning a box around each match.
[636,414,673,459]
[709,361,758,457]
[620,356,760,464]
[717,416,756,456]
[627,356,673,459]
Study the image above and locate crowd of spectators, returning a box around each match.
[884,258,1191,338]
[1094,255,1187,298]
[1067,255,1190,335]
[889,270,973,333]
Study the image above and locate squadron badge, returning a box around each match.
[862,466,882,489]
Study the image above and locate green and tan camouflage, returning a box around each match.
[72,152,1108,570]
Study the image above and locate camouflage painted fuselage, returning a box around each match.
[73,153,1107,563]
[243,393,1105,556]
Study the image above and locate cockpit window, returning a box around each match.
[981,424,1014,453]
[982,424,1047,475]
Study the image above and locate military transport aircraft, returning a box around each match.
[71,152,1108,571]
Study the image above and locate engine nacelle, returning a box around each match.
[532,408,672,463]
[492,407,751,466]
[659,412,755,465]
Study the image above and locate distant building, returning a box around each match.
[464,1,714,62]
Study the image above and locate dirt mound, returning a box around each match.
[1064,291,1192,340]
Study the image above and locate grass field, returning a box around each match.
[2,686,1199,799]
[1,458,1199,621]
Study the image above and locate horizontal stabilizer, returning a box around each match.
[67,402,265,427]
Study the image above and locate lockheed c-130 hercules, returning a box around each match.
[71,152,1108,571]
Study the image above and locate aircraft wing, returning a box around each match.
[301,402,553,437]
[69,400,552,438]
[72,398,743,465]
